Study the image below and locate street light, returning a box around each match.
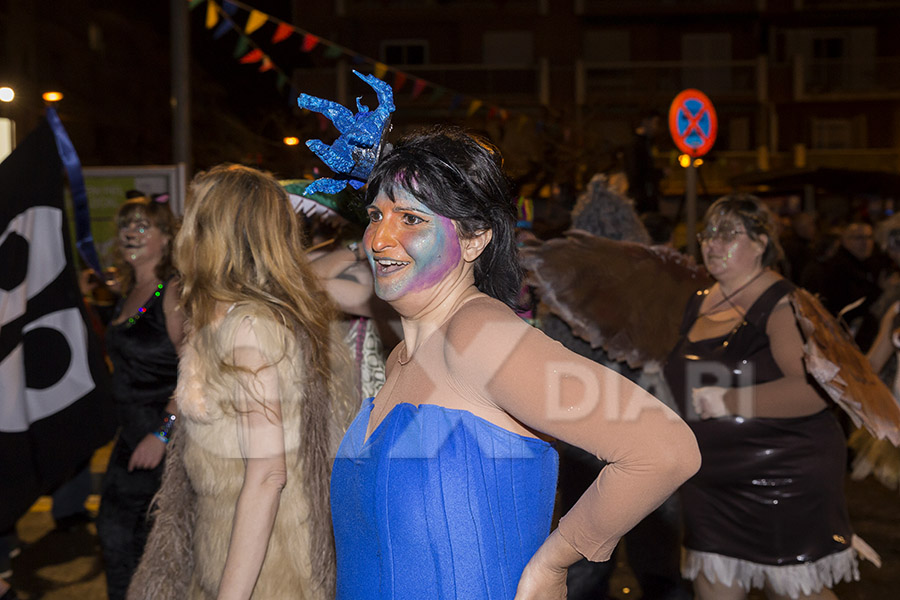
[0,87,15,161]
[42,91,64,103]
[283,136,300,146]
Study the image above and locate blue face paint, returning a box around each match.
[363,190,462,303]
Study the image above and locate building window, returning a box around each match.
[681,33,732,92]
[583,30,630,63]
[381,40,428,65]
[811,118,853,149]
[483,31,533,65]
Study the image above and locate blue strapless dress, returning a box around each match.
[331,398,559,600]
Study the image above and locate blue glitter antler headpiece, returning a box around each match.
[297,70,395,195]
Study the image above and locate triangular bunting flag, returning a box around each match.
[487,106,497,119]
[222,0,238,15]
[233,35,250,58]
[301,33,320,52]
[245,10,268,34]
[429,86,446,103]
[467,99,483,116]
[212,19,232,40]
[394,72,407,91]
[239,48,264,64]
[500,108,509,121]
[450,94,463,110]
[323,44,343,59]
[412,78,427,100]
[259,57,274,72]
[374,63,388,79]
[189,0,205,10]
[276,72,288,91]
[205,0,218,28]
[272,22,293,44]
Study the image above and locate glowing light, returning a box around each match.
[622,587,631,594]
[283,136,300,146]
[678,154,705,168]
[42,91,63,103]
[0,87,14,102]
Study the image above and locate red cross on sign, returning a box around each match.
[668,89,718,158]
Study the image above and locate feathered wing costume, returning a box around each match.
[522,232,709,370]
[519,233,900,445]
[848,289,900,492]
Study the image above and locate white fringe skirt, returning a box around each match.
[682,547,859,599]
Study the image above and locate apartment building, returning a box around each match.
[294,0,900,203]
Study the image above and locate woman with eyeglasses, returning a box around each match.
[96,195,184,600]
[662,194,860,600]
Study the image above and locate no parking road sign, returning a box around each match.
[669,89,717,158]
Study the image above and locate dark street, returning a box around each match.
[4,442,899,599]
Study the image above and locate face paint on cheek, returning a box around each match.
[401,214,462,294]
[722,240,739,268]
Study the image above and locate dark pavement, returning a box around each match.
[4,442,899,599]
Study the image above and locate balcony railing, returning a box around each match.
[797,0,900,9]
[579,59,761,105]
[399,64,540,105]
[793,56,900,100]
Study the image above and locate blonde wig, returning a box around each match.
[113,196,179,295]
[175,164,348,596]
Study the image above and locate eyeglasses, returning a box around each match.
[697,226,747,244]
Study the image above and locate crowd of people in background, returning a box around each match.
[4,111,900,600]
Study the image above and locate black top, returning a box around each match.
[105,281,178,450]
[662,278,853,566]
[665,279,792,415]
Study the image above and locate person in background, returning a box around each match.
[96,195,184,600]
[669,195,866,599]
[309,235,390,402]
[542,178,690,600]
[624,111,665,214]
[641,211,676,247]
[779,212,818,283]
[801,220,889,349]
[129,164,354,599]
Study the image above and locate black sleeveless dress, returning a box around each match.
[97,281,179,600]
[663,279,855,582]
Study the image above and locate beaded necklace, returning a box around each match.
[125,282,164,327]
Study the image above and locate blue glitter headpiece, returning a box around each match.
[297,70,395,195]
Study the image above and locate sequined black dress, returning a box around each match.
[96,282,179,600]
[663,279,857,591]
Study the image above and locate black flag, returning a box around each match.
[0,118,116,530]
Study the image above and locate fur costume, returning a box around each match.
[128,305,353,599]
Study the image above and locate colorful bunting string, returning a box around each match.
[190,0,536,127]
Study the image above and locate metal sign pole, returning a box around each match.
[686,163,698,258]
[669,88,716,259]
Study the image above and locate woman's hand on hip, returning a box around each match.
[514,529,580,600]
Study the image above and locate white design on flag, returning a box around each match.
[0,206,67,327]
[0,308,94,432]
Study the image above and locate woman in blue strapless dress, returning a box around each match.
[330,126,702,599]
